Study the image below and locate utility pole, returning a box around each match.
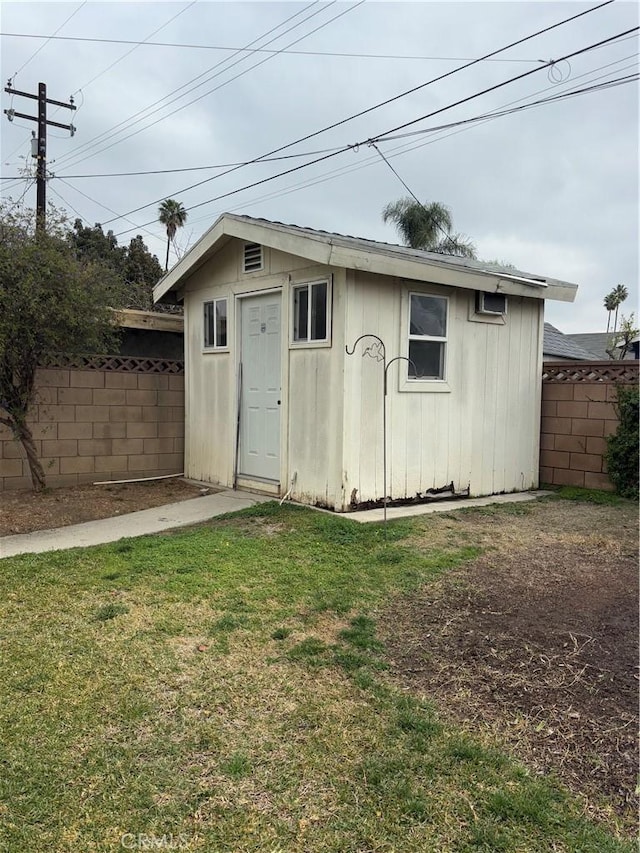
[4,81,76,231]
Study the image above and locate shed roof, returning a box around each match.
[543,323,598,360]
[153,213,578,304]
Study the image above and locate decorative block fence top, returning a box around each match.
[40,354,184,374]
[543,361,639,383]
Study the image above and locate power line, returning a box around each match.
[96,2,620,226]
[4,178,36,213]
[370,140,462,250]
[58,1,366,171]
[139,63,639,237]
[49,146,348,179]
[363,26,638,144]
[146,69,640,234]
[7,58,626,184]
[69,2,197,99]
[47,181,88,222]
[3,131,34,167]
[54,0,614,175]
[5,64,631,190]
[8,1,87,83]
[3,2,87,171]
[120,56,638,242]
[376,69,639,144]
[56,177,158,241]
[50,0,327,168]
[2,31,551,64]
[2,4,331,196]
[107,21,636,232]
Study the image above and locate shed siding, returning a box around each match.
[181,239,544,510]
[342,270,542,504]
[181,241,345,504]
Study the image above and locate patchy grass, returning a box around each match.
[546,485,630,505]
[0,502,634,852]
[94,602,130,622]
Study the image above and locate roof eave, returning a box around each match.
[326,243,576,302]
[153,214,578,304]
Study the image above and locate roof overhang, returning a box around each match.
[153,214,578,304]
[112,308,184,333]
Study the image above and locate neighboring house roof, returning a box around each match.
[543,323,598,360]
[153,214,578,305]
[567,332,637,361]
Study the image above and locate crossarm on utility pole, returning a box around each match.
[3,82,76,232]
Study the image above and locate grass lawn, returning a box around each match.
[0,500,634,852]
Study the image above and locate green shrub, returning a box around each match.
[606,384,639,499]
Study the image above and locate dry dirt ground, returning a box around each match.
[379,498,639,830]
[0,479,205,535]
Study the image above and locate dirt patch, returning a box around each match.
[0,479,210,535]
[379,500,639,829]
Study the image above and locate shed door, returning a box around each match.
[239,293,281,481]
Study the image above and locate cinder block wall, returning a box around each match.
[0,363,184,491]
[540,361,638,490]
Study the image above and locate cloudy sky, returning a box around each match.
[1,1,638,332]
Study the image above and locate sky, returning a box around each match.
[1,0,638,333]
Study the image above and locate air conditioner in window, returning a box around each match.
[476,291,507,315]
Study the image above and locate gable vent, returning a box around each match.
[243,242,263,273]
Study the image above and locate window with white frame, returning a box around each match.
[408,293,447,380]
[203,298,228,349]
[292,279,330,343]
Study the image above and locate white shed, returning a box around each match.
[153,214,578,511]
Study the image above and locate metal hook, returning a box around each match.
[345,333,386,359]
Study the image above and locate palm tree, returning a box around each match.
[611,284,628,335]
[604,291,617,335]
[158,199,188,271]
[382,197,477,258]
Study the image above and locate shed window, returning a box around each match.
[204,298,227,349]
[408,293,447,380]
[292,280,329,343]
[243,243,263,273]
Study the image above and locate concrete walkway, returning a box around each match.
[0,488,551,560]
[346,490,552,523]
[0,489,271,559]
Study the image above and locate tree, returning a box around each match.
[68,221,164,310]
[611,283,628,335]
[158,199,188,271]
[603,290,617,335]
[68,219,126,272]
[606,313,639,360]
[0,204,123,490]
[382,197,477,258]
[122,235,165,310]
[603,284,630,357]
[606,384,639,499]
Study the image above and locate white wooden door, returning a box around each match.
[239,293,281,481]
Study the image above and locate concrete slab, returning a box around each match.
[342,490,553,523]
[0,489,271,559]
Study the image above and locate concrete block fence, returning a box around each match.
[3,356,637,494]
[0,356,184,491]
[540,361,639,490]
